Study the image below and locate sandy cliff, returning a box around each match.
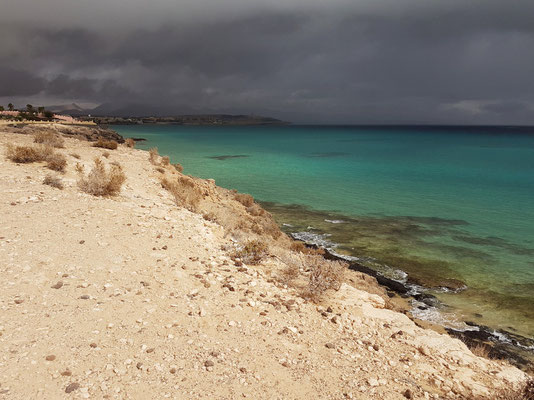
[0,126,531,399]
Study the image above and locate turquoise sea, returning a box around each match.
[115,124,534,343]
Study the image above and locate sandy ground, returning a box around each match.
[0,129,530,399]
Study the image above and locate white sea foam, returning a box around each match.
[282,223,293,227]
[324,219,346,224]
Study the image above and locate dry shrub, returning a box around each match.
[75,162,84,173]
[46,152,67,172]
[202,212,218,222]
[70,153,81,159]
[173,163,184,173]
[34,131,65,148]
[235,193,254,207]
[161,156,170,166]
[78,158,126,196]
[43,174,64,189]
[305,256,346,302]
[291,241,325,255]
[92,138,118,150]
[161,175,202,211]
[155,167,165,173]
[232,240,268,265]
[125,138,135,148]
[5,144,54,163]
[149,147,159,165]
[278,252,304,285]
[247,204,265,216]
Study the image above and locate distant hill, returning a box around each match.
[47,103,87,115]
[46,102,288,125]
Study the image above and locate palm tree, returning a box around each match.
[8,103,14,111]
[0,106,4,111]
[26,104,34,114]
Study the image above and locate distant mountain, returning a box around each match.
[47,103,87,115]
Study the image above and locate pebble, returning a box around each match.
[228,320,236,327]
[204,360,214,368]
[65,382,80,394]
[45,355,56,361]
[51,281,64,289]
[325,343,335,349]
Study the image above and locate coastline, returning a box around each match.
[0,123,531,398]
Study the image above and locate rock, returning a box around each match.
[51,281,64,289]
[61,370,72,376]
[80,295,90,300]
[89,343,97,348]
[228,320,236,327]
[204,360,214,368]
[325,343,335,349]
[14,299,24,304]
[367,378,379,387]
[136,362,143,370]
[146,348,155,353]
[45,355,56,361]
[65,382,80,394]
[403,389,413,399]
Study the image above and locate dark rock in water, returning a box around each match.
[322,249,410,294]
[207,155,249,161]
[446,324,534,370]
[412,292,439,307]
[131,137,147,142]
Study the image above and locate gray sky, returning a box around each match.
[1,0,534,124]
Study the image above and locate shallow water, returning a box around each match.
[116,124,534,339]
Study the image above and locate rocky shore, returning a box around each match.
[0,124,532,399]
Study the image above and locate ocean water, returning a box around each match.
[115,124,534,341]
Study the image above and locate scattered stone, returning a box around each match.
[89,343,97,348]
[325,343,335,349]
[136,362,143,370]
[61,370,72,377]
[51,281,64,289]
[146,348,155,353]
[170,367,177,374]
[403,389,413,399]
[14,299,24,304]
[367,378,379,387]
[80,295,90,300]
[79,240,85,244]
[65,382,80,394]
[239,367,247,373]
[45,355,56,361]
[204,360,215,369]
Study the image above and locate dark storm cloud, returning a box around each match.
[1,0,534,123]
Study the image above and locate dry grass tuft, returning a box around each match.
[70,152,81,159]
[34,131,65,148]
[5,144,54,163]
[160,175,203,211]
[149,147,159,165]
[77,158,126,196]
[235,193,254,207]
[305,256,346,302]
[173,163,184,173]
[46,152,67,172]
[125,138,135,148]
[155,167,165,174]
[43,174,64,189]
[232,240,268,265]
[161,156,170,166]
[277,252,304,285]
[75,162,84,173]
[92,138,118,150]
